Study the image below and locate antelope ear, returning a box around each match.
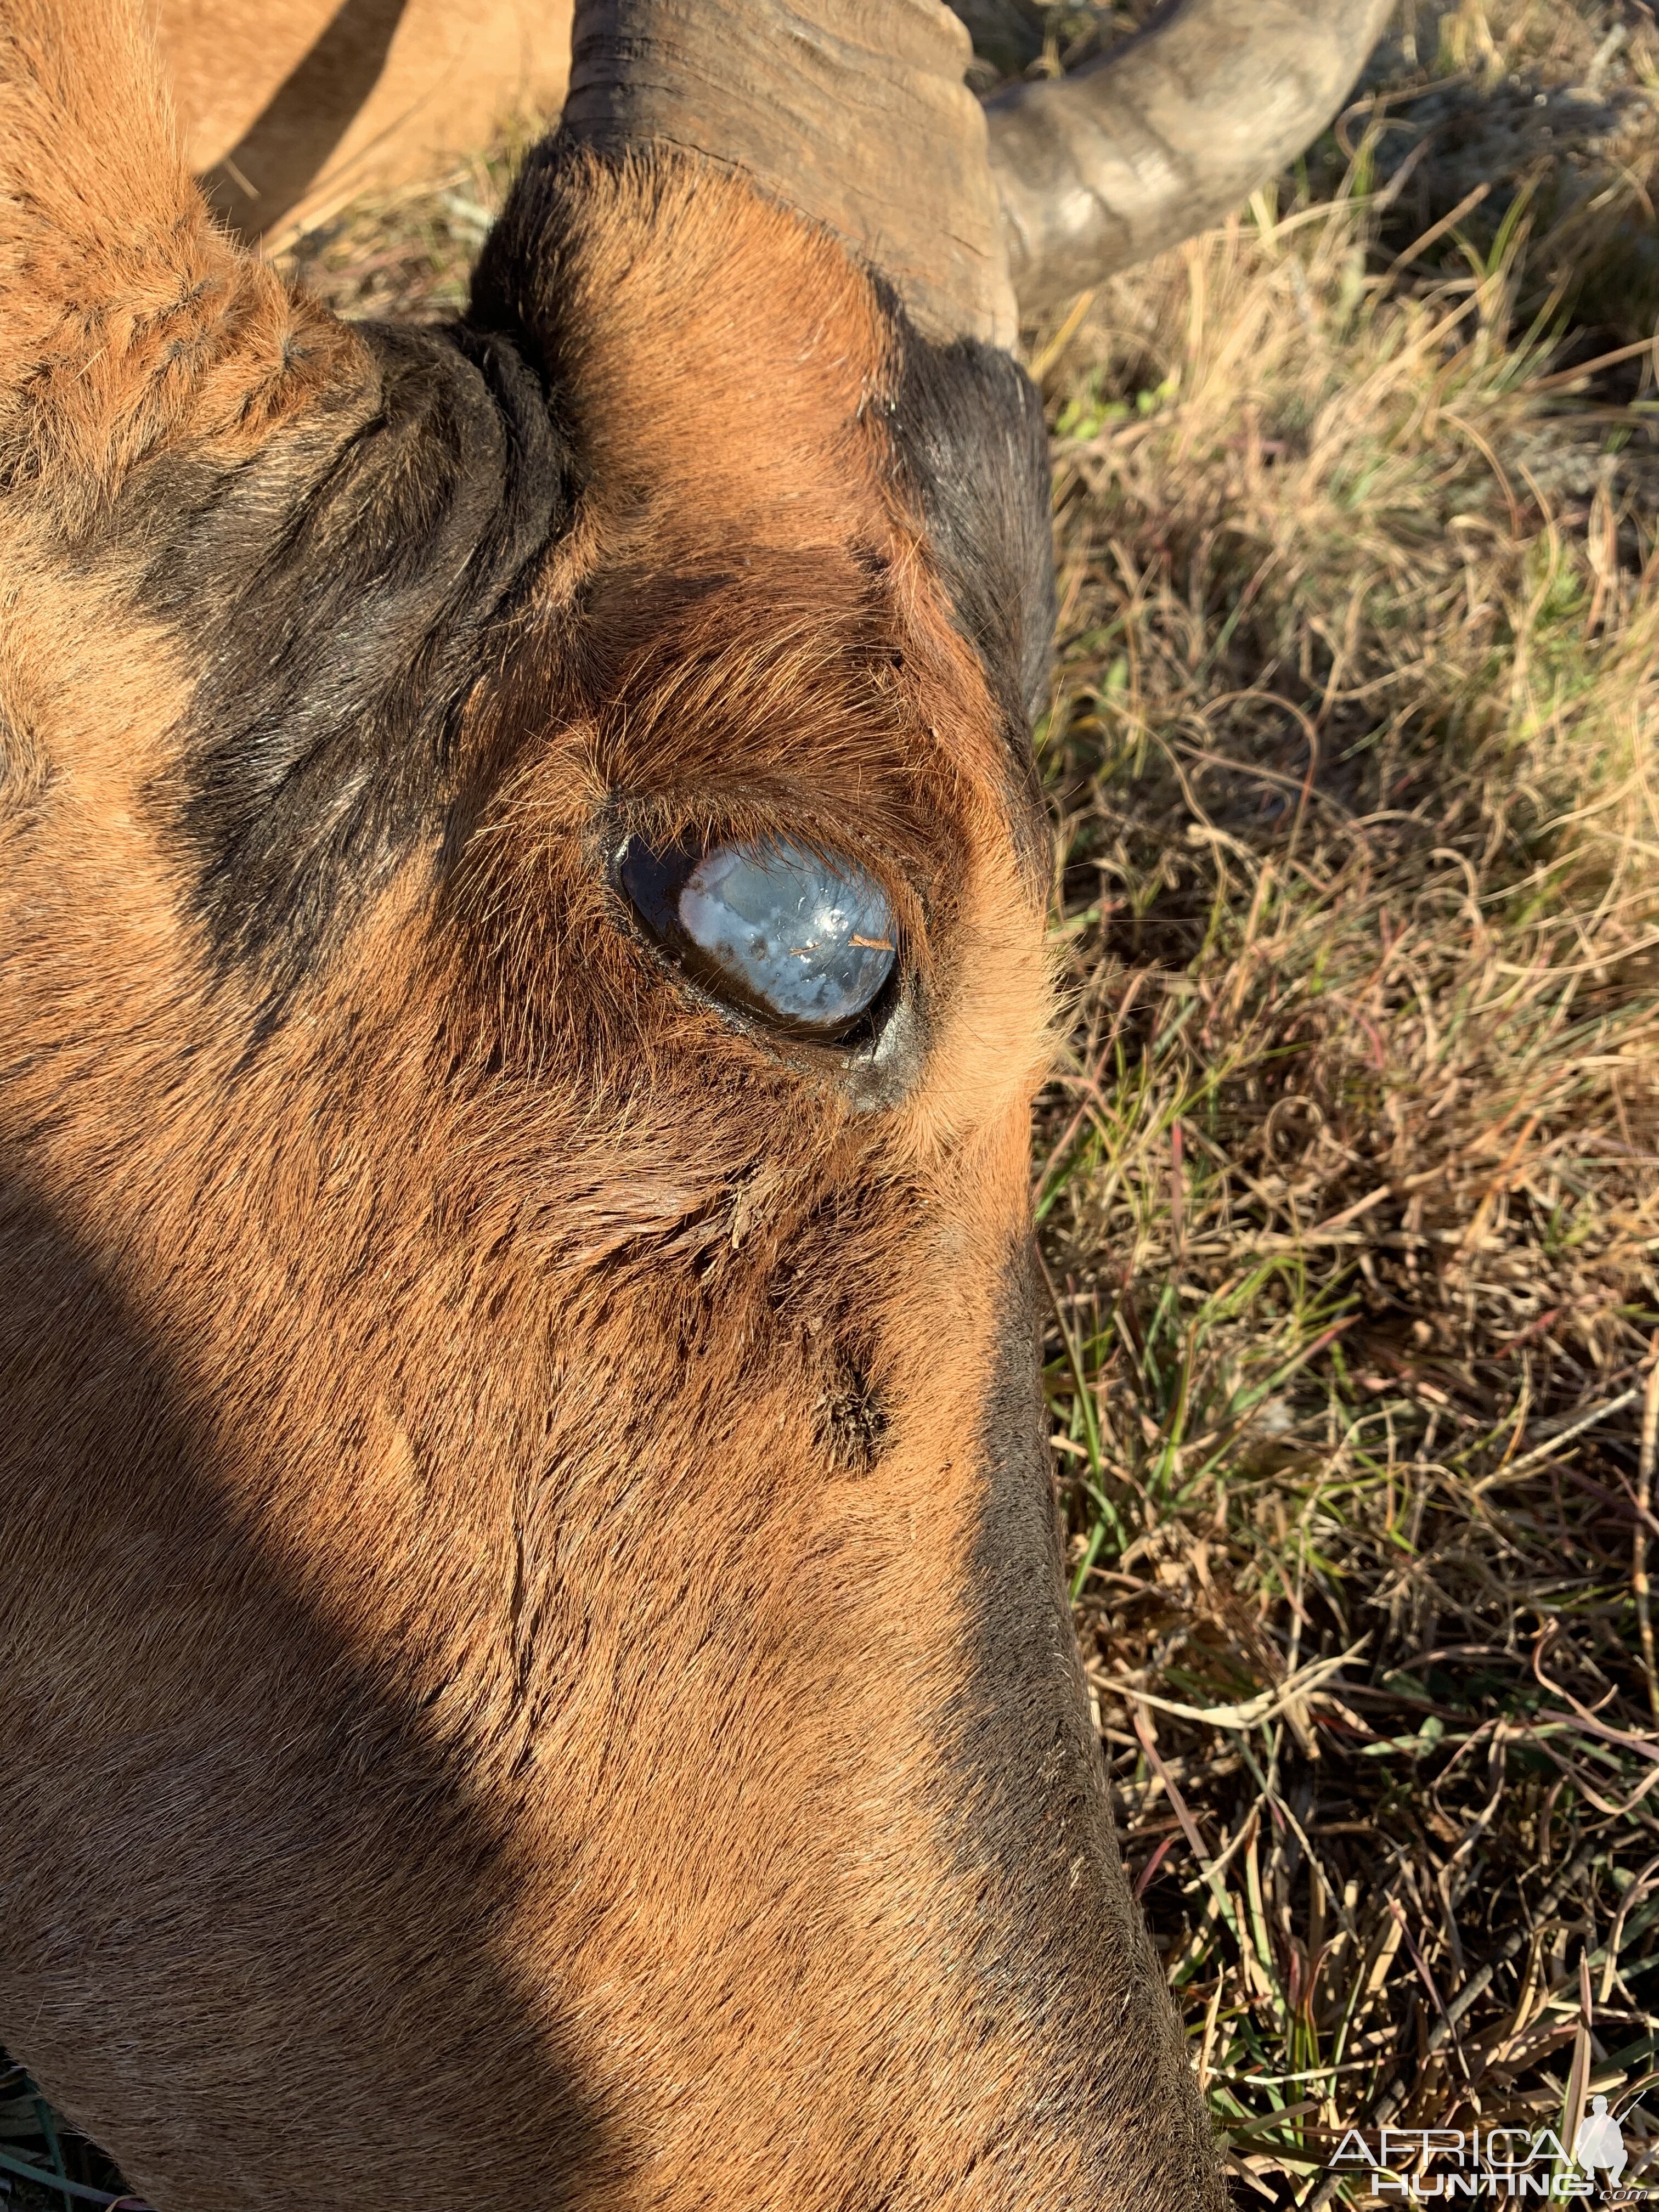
[0,0,365,527]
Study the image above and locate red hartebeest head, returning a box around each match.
[0,4,1387,2206]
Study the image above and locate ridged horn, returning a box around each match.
[986,0,1396,322]
[558,0,1018,348]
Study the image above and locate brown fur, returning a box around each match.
[0,6,1223,2207]
[156,0,572,241]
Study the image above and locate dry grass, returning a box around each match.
[6,6,1659,2208]
[1032,8,1659,2197]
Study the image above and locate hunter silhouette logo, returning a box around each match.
[1573,2103,1627,2192]
[1327,2103,1645,2199]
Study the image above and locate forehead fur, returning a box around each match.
[471,148,899,555]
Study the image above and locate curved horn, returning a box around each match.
[558,0,1018,348]
[987,0,1396,321]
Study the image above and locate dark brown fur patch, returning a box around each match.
[144,323,571,1012]
[813,1347,891,1475]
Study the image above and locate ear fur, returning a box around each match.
[0,0,363,528]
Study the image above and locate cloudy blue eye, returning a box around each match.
[618,835,897,1036]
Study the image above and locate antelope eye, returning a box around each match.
[618,836,898,1036]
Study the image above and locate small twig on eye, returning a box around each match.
[849,934,894,951]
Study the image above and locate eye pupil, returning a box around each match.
[619,835,898,1037]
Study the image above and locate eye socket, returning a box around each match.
[617,834,899,1039]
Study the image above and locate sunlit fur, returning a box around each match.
[0,5,1223,2207]
[156,0,573,241]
